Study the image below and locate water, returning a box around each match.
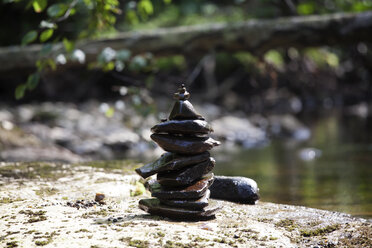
[214,113,372,219]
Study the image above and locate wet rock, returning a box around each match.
[159,190,210,210]
[139,198,221,221]
[22,123,76,145]
[151,134,220,155]
[0,109,14,122]
[148,174,214,199]
[211,116,267,148]
[151,120,213,135]
[157,158,215,186]
[268,115,311,141]
[135,152,210,178]
[209,176,260,204]
[103,129,140,147]
[169,100,204,120]
[0,147,82,163]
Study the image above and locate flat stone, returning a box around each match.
[139,198,221,221]
[169,100,204,120]
[151,120,213,135]
[150,134,220,155]
[148,173,214,199]
[157,158,215,186]
[159,190,210,210]
[135,152,210,179]
[209,176,260,204]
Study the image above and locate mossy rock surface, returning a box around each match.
[0,162,371,247]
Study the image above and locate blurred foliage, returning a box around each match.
[2,0,372,46]
[0,0,371,100]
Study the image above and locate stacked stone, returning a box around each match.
[135,84,221,221]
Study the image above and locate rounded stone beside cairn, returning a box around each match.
[135,84,221,220]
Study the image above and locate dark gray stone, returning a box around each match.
[150,134,220,155]
[135,152,210,179]
[157,157,215,186]
[159,190,210,210]
[169,100,204,120]
[151,120,213,135]
[148,173,214,199]
[139,198,221,221]
[209,176,260,204]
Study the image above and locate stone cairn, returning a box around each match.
[135,84,221,220]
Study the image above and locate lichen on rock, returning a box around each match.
[0,161,370,247]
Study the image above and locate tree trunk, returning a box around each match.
[1,11,372,72]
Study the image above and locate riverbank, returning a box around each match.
[0,162,370,248]
[0,100,313,162]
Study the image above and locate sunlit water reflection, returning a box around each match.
[214,113,372,219]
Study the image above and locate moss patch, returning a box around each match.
[35,187,59,196]
[338,224,372,247]
[34,231,58,246]
[81,209,110,219]
[120,237,149,248]
[164,240,197,248]
[300,224,340,237]
[78,160,140,173]
[5,241,18,247]
[275,219,298,231]
[19,210,47,223]
[0,162,69,180]
[0,198,23,204]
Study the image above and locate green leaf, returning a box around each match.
[297,3,315,15]
[138,0,153,19]
[105,107,115,118]
[26,73,40,90]
[40,29,54,42]
[352,2,372,12]
[22,30,38,46]
[103,61,115,71]
[15,84,27,100]
[32,0,47,13]
[139,0,153,14]
[47,3,67,18]
[63,38,74,53]
[126,10,139,24]
[264,50,284,69]
[46,58,57,70]
[130,182,146,197]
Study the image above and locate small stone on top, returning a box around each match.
[173,84,190,100]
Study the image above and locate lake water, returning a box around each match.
[213,112,372,219]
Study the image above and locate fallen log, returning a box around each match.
[0,11,372,72]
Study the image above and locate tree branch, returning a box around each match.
[1,11,372,72]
